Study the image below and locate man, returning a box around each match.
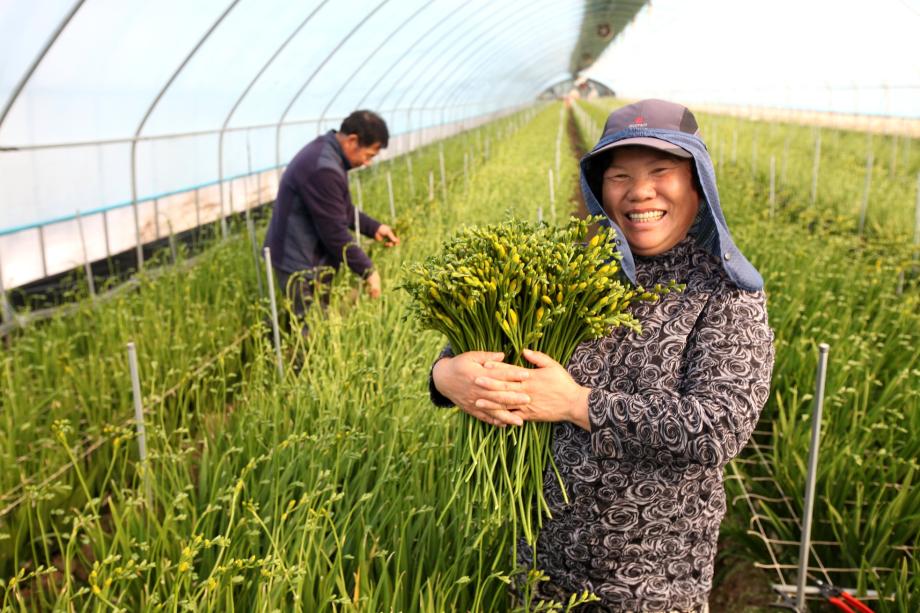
[264,110,400,327]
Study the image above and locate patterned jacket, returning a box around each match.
[520,235,774,611]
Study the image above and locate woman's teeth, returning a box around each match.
[627,210,665,222]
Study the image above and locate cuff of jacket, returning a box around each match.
[428,345,455,407]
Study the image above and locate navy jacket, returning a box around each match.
[264,131,381,278]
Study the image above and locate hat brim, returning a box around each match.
[594,137,692,159]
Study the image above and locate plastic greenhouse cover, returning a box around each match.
[0,0,592,289]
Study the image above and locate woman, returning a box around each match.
[430,99,775,612]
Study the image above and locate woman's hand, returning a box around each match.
[432,352,528,427]
[474,349,592,431]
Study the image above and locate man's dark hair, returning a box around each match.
[340,110,389,148]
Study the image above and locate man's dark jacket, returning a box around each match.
[264,130,380,278]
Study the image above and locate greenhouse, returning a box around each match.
[1,0,918,610]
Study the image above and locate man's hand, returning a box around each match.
[365,270,382,299]
[374,224,400,247]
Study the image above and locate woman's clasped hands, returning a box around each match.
[432,349,591,431]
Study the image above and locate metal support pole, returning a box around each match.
[0,252,13,325]
[890,133,898,178]
[537,206,543,223]
[386,171,396,224]
[548,169,556,222]
[428,171,434,202]
[810,131,821,205]
[858,151,874,237]
[796,343,830,612]
[37,225,48,278]
[262,248,284,378]
[769,156,776,218]
[76,210,96,298]
[167,221,177,265]
[439,144,448,205]
[913,172,920,265]
[127,342,153,503]
[132,201,144,271]
[463,151,469,194]
[102,210,111,261]
[406,155,415,198]
[781,134,790,186]
[247,214,263,298]
[751,130,758,177]
[154,199,161,240]
[354,175,363,248]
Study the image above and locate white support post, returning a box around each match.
[76,210,96,298]
[354,175,363,248]
[858,151,874,237]
[890,133,898,178]
[133,201,144,271]
[439,145,448,206]
[386,171,396,225]
[167,220,177,265]
[0,252,13,325]
[406,155,415,198]
[913,172,920,265]
[262,247,284,378]
[796,343,830,612]
[127,342,153,503]
[38,225,48,278]
[769,156,776,218]
[548,169,556,222]
[810,131,821,205]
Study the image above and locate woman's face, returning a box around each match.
[601,145,700,257]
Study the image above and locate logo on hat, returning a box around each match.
[630,115,647,128]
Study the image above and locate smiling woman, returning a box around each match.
[430,99,776,611]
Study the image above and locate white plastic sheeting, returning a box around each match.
[0,0,607,289]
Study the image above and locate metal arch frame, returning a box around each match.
[273,0,391,169]
[394,0,564,139]
[430,21,586,116]
[432,34,577,125]
[217,0,330,232]
[0,0,87,136]
[387,0,549,115]
[437,39,576,129]
[315,0,435,134]
[357,0,526,151]
[373,0,534,114]
[449,1,646,117]
[417,4,592,124]
[500,42,584,103]
[129,1,241,268]
[425,1,620,114]
[350,0,472,112]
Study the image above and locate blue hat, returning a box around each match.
[580,99,764,291]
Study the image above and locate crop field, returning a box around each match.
[2,101,918,611]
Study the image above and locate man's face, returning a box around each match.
[601,145,699,257]
[341,134,382,168]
